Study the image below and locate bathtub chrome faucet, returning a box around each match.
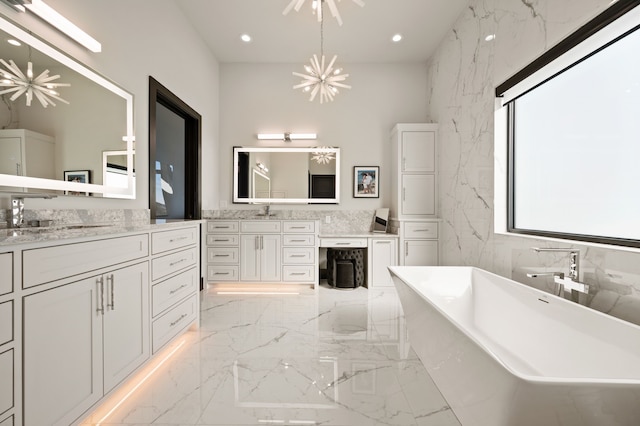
[527,247,589,303]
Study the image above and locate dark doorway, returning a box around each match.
[149,77,201,220]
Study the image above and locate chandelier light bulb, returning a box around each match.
[283,0,365,26]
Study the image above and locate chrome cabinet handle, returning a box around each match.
[170,258,187,267]
[96,276,105,314]
[169,283,188,295]
[214,272,230,275]
[261,235,264,250]
[289,254,306,258]
[214,238,230,242]
[169,236,189,243]
[376,240,391,244]
[214,254,230,257]
[405,242,409,256]
[106,274,115,310]
[290,272,306,276]
[170,313,188,327]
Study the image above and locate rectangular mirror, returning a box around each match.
[233,146,340,204]
[0,15,135,198]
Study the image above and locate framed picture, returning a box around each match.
[64,170,91,196]
[353,166,379,198]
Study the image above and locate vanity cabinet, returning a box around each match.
[390,123,440,266]
[23,261,149,426]
[2,222,201,426]
[207,219,319,286]
[368,238,398,287]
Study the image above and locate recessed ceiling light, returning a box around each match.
[392,34,403,43]
[485,34,496,41]
[7,39,21,47]
[240,34,252,43]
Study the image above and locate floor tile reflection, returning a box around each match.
[81,284,460,426]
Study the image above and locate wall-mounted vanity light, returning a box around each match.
[256,162,269,173]
[257,132,317,142]
[0,0,102,52]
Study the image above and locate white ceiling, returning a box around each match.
[175,0,470,64]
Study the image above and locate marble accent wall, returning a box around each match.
[0,209,150,227]
[427,0,640,325]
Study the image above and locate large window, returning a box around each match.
[496,2,640,248]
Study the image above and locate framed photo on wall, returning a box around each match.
[64,170,91,196]
[354,166,379,198]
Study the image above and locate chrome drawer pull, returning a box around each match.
[106,274,115,310]
[169,236,189,243]
[290,254,306,258]
[376,241,391,244]
[290,272,306,276]
[214,239,230,242]
[170,258,187,267]
[96,276,105,314]
[214,254,230,257]
[336,242,350,245]
[214,272,230,275]
[170,313,188,327]
[169,284,188,295]
[214,225,230,229]
[290,239,307,242]
[414,229,430,232]
[290,226,306,229]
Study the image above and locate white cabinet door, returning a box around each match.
[240,234,260,281]
[103,262,150,392]
[404,240,438,266]
[240,235,281,282]
[0,137,21,176]
[401,131,435,172]
[402,174,435,216]
[23,277,103,426]
[369,239,398,287]
[260,234,281,282]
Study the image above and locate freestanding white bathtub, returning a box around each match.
[389,266,640,426]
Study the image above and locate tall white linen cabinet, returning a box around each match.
[390,123,440,266]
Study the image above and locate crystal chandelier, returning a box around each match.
[0,58,69,107]
[292,4,350,104]
[283,0,365,26]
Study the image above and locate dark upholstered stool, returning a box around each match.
[327,248,365,288]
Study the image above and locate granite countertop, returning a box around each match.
[0,219,203,247]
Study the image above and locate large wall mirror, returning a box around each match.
[0,15,135,198]
[233,146,340,204]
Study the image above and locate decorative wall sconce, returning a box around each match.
[257,133,317,141]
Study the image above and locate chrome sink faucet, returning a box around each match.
[11,194,57,228]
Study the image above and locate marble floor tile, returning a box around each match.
[80,284,460,426]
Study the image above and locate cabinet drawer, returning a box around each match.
[240,220,281,233]
[152,247,198,281]
[283,221,315,233]
[152,294,198,353]
[0,302,12,347]
[207,265,239,282]
[404,222,438,239]
[320,238,367,248]
[0,415,12,426]
[0,253,11,296]
[207,220,239,233]
[283,247,315,264]
[206,234,239,246]
[282,266,315,282]
[151,226,198,254]
[0,349,13,416]
[283,234,315,246]
[152,267,198,317]
[207,247,239,264]
[23,234,149,289]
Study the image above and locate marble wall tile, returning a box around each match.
[1,208,150,226]
[427,0,640,325]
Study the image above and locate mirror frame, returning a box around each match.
[0,16,135,198]
[233,146,340,204]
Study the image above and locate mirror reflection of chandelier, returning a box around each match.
[311,147,336,164]
[0,58,69,107]
[283,0,365,26]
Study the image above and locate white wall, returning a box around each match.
[219,62,428,211]
[427,0,640,325]
[0,0,220,210]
